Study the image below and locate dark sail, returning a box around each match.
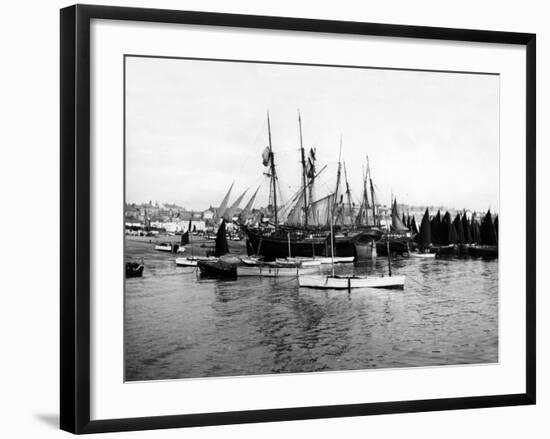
[453,213,465,244]
[416,208,431,248]
[494,215,499,243]
[481,210,497,246]
[431,210,442,245]
[462,213,472,243]
[471,214,481,244]
[410,216,419,235]
[180,230,189,246]
[441,211,457,245]
[180,218,191,246]
[214,219,230,257]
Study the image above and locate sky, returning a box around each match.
[125,56,499,212]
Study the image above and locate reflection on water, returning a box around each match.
[125,239,498,381]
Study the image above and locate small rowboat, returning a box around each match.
[155,242,185,253]
[299,274,405,290]
[409,252,436,259]
[241,256,263,266]
[276,256,353,266]
[125,262,144,278]
[154,243,173,252]
[175,256,218,267]
[237,265,319,277]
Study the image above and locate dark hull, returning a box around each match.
[243,227,359,261]
[468,245,498,258]
[197,260,237,279]
[125,263,144,278]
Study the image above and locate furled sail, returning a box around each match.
[262,146,271,167]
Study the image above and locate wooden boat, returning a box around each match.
[276,256,353,265]
[409,251,436,259]
[241,256,263,266]
[125,262,144,278]
[237,265,319,277]
[154,242,184,253]
[299,274,405,290]
[154,242,174,252]
[175,256,218,267]
[197,220,240,278]
[469,245,498,258]
[298,197,405,291]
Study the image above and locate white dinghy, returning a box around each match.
[155,242,176,252]
[276,256,353,266]
[299,274,405,289]
[175,256,218,267]
[409,252,436,259]
[298,196,405,291]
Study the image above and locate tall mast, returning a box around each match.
[343,162,353,226]
[267,112,278,225]
[328,195,335,277]
[367,156,377,226]
[298,110,308,227]
[333,136,343,219]
[362,160,370,225]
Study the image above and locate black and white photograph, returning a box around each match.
[124,55,499,382]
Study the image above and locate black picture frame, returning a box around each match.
[60,4,536,434]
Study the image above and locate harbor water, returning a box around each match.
[125,236,498,381]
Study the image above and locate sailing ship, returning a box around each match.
[240,112,378,260]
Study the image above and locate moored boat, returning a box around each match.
[299,274,405,290]
[276,256,354,265]
[409,252,436,259]
[154,242,174,252]
[197,220,240,278]
[175,256,218,267]
[298,196,405,290]
[125,262,144,278]
[237,265,319,277]
[155,242,185,253]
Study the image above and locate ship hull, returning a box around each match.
[243,227,360,261]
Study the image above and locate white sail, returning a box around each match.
[307,193,336,227]
[224,188,248,220]
[239,185,261,222]
[286,190,306,227]
[216,182,234,220]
